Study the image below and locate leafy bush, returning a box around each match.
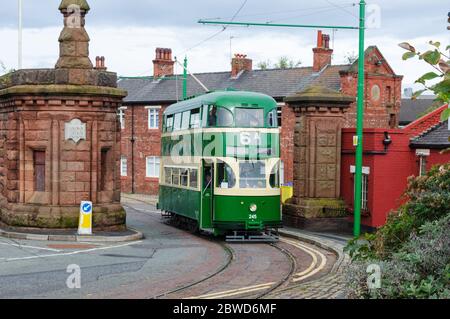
[345,214,450,299]
[344,164,450,298]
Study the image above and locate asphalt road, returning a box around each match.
[0,198,336,299]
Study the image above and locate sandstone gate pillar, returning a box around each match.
[283,86,354,230]
[0,0,127,229]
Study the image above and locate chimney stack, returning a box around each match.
[153,48,174,78]
[312,30,333,72]
[231,53,252,78]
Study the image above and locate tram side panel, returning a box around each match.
[159,185,201,221]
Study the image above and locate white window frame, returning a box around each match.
[277,103,284,128]
[146,156,160,178]
[361,174,369,211]
[120,156,127,177]
[146,106,161,129]
[350,165,370,211]
[118,107,127,130]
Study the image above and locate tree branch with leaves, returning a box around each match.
[399,41,450,121]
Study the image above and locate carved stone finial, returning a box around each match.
[55,0,93,69]
[58,0,90,12]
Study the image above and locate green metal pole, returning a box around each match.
[198,20,358,30]
[353,0,366,237]
[183,56,188,100]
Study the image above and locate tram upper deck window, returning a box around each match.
[190,109,200,129]
[239,161,266,189]
[166,115,174,132]
[181,111,190,130]
[216,160,236,189]
[267,109,278,127]
[205,106,233,127]
[173,113,182,131]
[235,108,264,127]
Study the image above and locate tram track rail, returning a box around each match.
[150,242,235,299]
[122,198,333,299]
[187,237,329,299]
[254,242,297,299]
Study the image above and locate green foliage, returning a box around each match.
[257,57,301,70]
[441,108,450,121]
[345,164,450,298]
[398,41,450,122]
[274,56,302,69]
[256,60,271,70]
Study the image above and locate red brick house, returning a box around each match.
[118,31,403,195]
[341,105,450,228]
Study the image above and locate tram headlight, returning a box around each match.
[249,203,258,212]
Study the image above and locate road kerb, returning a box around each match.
[0,228,144,243]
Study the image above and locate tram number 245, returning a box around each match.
[249,214,257,220]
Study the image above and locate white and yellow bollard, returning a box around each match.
[78,201,93,235]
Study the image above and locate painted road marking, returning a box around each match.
[0,242,62,252]
[280,238,327,282]
[186,282,276,299]
[3,240,143,262]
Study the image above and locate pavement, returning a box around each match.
[121,193,159,205]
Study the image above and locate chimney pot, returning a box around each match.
[231,53,252,78]
[317,30,323,48]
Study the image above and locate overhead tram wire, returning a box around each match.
[266,5,356,24]
[162,0,249,96]
[203,2,357,22]
[124,2,357,78]
[324,0,358,18]
[178,0,248,57]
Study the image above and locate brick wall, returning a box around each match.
[340,48,403,129]
[120,104,167,195]
[280,103,295,185]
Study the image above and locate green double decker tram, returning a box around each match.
[158,90,282,241]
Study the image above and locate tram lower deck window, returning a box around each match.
[181,169,189,187]
[239,161,266,189]
[172,168,180,185]
[217,161,236,189]
[189,169,198,188]
[269,162,281,188]
[164,167,172,184]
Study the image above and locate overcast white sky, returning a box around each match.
[0,0,449,92]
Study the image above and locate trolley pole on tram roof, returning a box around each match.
[198,0,366,237]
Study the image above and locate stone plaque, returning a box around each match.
[65,119,86,143]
